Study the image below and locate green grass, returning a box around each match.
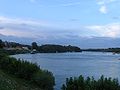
[0,70,42,90]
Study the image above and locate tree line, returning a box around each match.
[61,75,120,90]
[32,42,81,53]
[0,39,30,49]
[0,39,81,53]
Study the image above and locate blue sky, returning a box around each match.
[0,0,119,24]
[0,0,120,48]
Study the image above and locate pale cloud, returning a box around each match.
[86,23,120,38]
[97,0,117,5]
[0,28,34,38]
[0,16,53,27]
[96,0,118,14]
[44,2,81,7]
[99,5,107,14]
[60,2,81,7]
[0,16,82,39]
[1,16,120,40]
[0,16,57,38]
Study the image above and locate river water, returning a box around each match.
[12,52,120,90]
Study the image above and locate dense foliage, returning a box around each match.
[62,75,120,90]
[0,49,30,55]
[0,39,4,48]
[0,39,30,49]
[38,44,81,53]
[32,42,38,50]
[0,53,55,90]
[0,39,82,53]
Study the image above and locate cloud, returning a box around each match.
[43,2,81,8]
[0,16,84,39]
[96,0,118,14]
[60,2,81,7]
[99,5,107,14]
[97,0,117,5]
[0,16,57,38]
[1,16,120,43]
[1,16,120,48]
[0,16,54,27]
[86,23,120,38]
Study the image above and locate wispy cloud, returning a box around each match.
[0,16,83,39]
[97,0,117,5]
[40,1,82,7]
[86,23,120,38]
[0,16,52,27]
[0,16,57,38]
[60,2,81,7]
[96,0,118,14]
[1,16,120,41]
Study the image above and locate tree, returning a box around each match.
[62,75,120,90]
[0,39,4,48]
[32,42,38,50]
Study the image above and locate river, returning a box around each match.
[12,52,120,90]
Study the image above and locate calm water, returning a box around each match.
[12,52,120,90]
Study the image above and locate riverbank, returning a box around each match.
[12,52,120,90]
[0,52,55,90]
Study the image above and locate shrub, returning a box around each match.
[62,75,120,90]
[0,54,55,90]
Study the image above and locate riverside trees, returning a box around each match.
[0,53,55,90]
[61,75,120,90]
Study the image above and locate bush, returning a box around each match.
[62,75,120,90]
[32,70,55,90]
[0,54,55,90]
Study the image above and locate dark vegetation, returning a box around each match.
[1,39,120,53]
[0,69,43,90]
[0,49,30,55]
[0,39,81,53]
[31,42,82,53]
[0,39,31,49]
[37,44,81,53]
[62,75,120,90]
[0,52,55,90]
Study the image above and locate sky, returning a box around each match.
[0,0,120,48]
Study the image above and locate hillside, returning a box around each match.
[0,53,55,90]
